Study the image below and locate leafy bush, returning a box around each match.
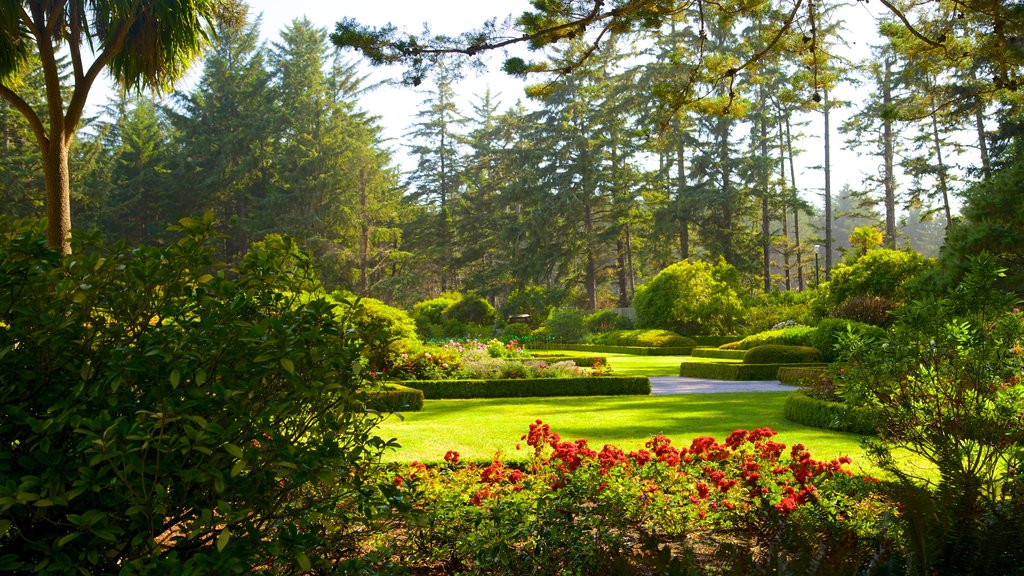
[776,366,827,386]
[535,308,587,343]
[824,248,934,307]
[724,326,816,350]
[783,390,879,435]
[383,345,463,381]
[832,294,899,327]
[502,322,532,339]
[411,292,461,334]
[839,255,1024,575]
[333,294,420,373]
[808,319,886,362]
[526,342,695,355]
[363,384,425,412]
[589,328,696,347]
[742,345,822,364]
[690,347,747,360]
[443,293,497,325]
[740,290,815,332]
[384,421,895,574]
[402,377,651,399]
[633,258,743,335]
[0,218,393,574]
[584,309,635,332]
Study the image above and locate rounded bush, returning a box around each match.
[633,258,743,336]
[537,309,587,343]
[825,248,934,306]
[585,310,635,333]
[832,294,899,327]
[443,293,497,325]
[742,344,822,364]
[502,322,533,339]
[809,319,887,362]
[337,295,420,372]
[728,326,816,350]
[412,292,461,326]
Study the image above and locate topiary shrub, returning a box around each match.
[633,258,743,336]
[443,293,497,325]
[725,326,817,350]
[0,217,393,574]
[585,310,635,333]
[832,294,899,327]
[536,309,587,343]
[411,292,461,333]
[743,345,823,364]
[590,329,695,348]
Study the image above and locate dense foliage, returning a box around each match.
[633,259,743,336]
[0,218,395,573]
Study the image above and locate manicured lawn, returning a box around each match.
[376,392,874,472]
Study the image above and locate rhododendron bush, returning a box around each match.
[382,421,901,574]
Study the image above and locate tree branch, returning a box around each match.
[876,0,946,48]
[0,81,48,152]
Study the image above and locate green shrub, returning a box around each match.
[443,293,497,325]
[691,335,743,347]
[502,322,533,338]
[741,290,815,332]
[332,294,419,373]
[503,285,567,328]
[526,342,695,355]
[824,248,934,307]
[538,309,587,343]
[776,366,827,387]
[402,376,651,399]
[808,319,886,362]
[832,294,898,327]
[690,347,747,360]
[742,345,822,364]
[0,218,392,574]
[363,384,425,412]
[525,355,608,368]
[585,310,635,332]
[590,329,696,348]
[411,292,461,333]
[678,361,824,380]
[725,326,817,350]
[783,391,878,435]
[633,258,743,335]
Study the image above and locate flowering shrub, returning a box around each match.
[384,422,898,574]
[379,346,462,381]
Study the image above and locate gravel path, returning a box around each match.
[649,376,793,395]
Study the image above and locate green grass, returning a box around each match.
[376,392,875,473]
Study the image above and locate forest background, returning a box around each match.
[0,0,986,310]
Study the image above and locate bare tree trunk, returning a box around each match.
[784,115,804,291]
[675,131,689,260]
[929,102,952,227]
[823,90,833,280]
[759,117,771,292]
[616,237,629,308]
[975,102,991,181]
[43,139,73,254]
[625,224,636,301]
[882,59,897,248]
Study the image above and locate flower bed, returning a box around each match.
[382,421,894,574]
[527,342,695,355]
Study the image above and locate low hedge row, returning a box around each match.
[527,343,695,356]
[363,384,426,412]
[690,347,747,360]
[783,390,878,435]
[742,345,822,364]
[526,354,609,367]
[589,329,696,347]
[776,366,827,387]
[690,335,742,347]
[401,376,651,399]
[678,361,826,381]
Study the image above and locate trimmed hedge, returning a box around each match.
[679,361,826,381]
[776,366,827,387]
[783,390,878,435]
[742,345,823,364]
[527,343,695,356]
[721,326,817,350]
[691,335,743,347]
[402,376,651,399]
[526,354,609,367]
[590,329,697,348]
[363,384,425,412]
[690,347,747,360]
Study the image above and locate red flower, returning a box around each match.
[629,449,652,466]
[393,475,403,487]
[481,460,506,483]
[444,450,460,465]
[725,429,748,449]
[471,488,491,506]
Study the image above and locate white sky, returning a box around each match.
[91,1,972,217]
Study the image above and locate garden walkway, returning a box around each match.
[648,376,792,395]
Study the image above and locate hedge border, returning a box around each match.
[690,347,746,360]
[363,384,425,412]
[690,335,742,347]
[526,343,695,356]
[526,354,609,367]
[401,376,651,399]
[776,366,827,387]
[783,390,878,435]
[678,362,826,381]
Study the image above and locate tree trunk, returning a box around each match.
[43,138,73,254]
[784,116,804,291]
[760,116,771,292]
[359,166,370,296]
[975,102,991,181]
[882,59,897,248]
[675,130,689,260]
[929,102,952,227]
[625,224,636,301]
[616,237,629,308]
[823,90,833,280]
[584,197,597,312]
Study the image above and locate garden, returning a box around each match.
[2,220,1023,575]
